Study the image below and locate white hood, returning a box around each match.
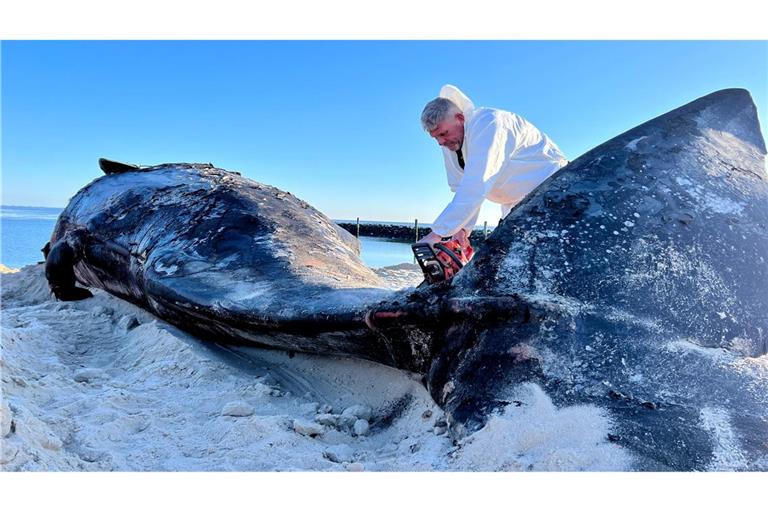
[439,84,475,114]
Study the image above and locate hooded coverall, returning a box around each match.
[430,85,568,237]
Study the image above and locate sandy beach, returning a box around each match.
[1,263,630,471]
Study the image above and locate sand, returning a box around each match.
[1,263,630,471]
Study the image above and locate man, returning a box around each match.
[418,85,568,248]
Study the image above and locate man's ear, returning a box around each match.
[456,112,465,124]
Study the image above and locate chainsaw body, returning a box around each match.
[411,239,474,284]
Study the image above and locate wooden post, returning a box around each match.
[356,217,360,238]
[484,220,488,240]
[414,219,419,242]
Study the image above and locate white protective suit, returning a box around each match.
[430,85,568,237]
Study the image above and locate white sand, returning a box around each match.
[1,263,630,471]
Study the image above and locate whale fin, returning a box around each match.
[99,158,141,175]
[45,238,93,301]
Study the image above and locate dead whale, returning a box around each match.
[379,87,768,471]
[46,89,768,470]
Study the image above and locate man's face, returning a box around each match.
[428,112,465,152]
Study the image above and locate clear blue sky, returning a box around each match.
[2,40,766,224]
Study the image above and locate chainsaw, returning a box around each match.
[411,238,475,284]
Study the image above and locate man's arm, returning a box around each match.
[417,230,443,247]
[430,112,514,237]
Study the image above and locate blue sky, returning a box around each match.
[2,40,766,225]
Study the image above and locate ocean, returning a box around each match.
[0,205,415,270]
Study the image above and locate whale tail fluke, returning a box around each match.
[99,158,141,175]
[51,285,94,302]
[45,237,93,301]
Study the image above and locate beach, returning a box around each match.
[1,263,630,471]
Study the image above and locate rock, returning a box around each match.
[337,414,357,428]
[323,444,355,463]
[0,442,19,465]
[259,373,278,387]
[1,401,12,437]
[339,405,372,430]
[421,409,433,419]
[78,447,105,462]
[42,434,63,451]
[248,382,274,398]
[299,402,319,415]
[74,368,103,383]
[353,419,370,437]
[344,462,365,472]
[315,413,338,427]
[221,401,255,417]
[117,315,140,332]
[433,426,447,436]
[292,419,324,437]
[92,306,113,316]
[342,405,372,421]
[318,404,333,414]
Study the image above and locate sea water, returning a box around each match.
[0,206,414,269]
[0,206,62,269]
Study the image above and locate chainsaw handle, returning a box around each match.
[433,242,465,269]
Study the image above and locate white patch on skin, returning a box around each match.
[700,193,744,215]
[620,241,737,324]
[674,174,745,215]
[508,344,539,361]
[153,262,179,275]
[664,339,735,365]
[700,407,749,470]
[441,381,455,402]
[625,136,648,151]
[727,337,759,358]
[221,282,275,303]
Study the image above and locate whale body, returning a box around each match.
[46,89,768,470]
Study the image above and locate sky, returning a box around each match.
[2,40,766,225]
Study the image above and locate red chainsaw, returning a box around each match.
[411,238,474,284]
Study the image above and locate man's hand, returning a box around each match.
[451,228,470,246]
[417,231,443,248]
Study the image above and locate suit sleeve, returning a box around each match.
[430,114,515,236]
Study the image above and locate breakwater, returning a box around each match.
[336,222,490,244]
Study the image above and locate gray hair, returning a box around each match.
[420,97,461,132]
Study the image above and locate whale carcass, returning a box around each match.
[45,89,768,470]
